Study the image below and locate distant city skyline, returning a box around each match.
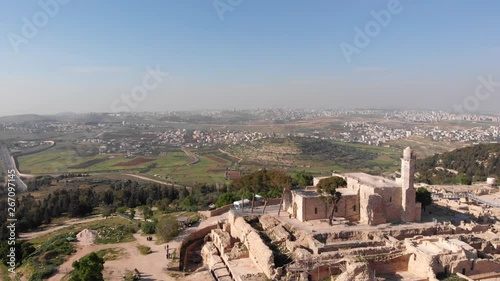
[1,1,500,115]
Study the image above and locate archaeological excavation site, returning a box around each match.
[174,148,500,281]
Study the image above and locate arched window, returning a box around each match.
[314,207,318,214]
[353,205,356,212]
[389,196,392,203]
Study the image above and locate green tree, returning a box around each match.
[180,195,197,211]
[101,206,112,218]
[231,169,292,212]
[292,171,313,186]
[216,192,237,208]
[129,208,136,220]
[140,205,153,220]
[416,187,432,211]
[70,252,105,281]
[317,176,347,226]
[458,174,473,185]
[155,216,180,242]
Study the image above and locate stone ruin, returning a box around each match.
[76,229,97,246]
[197,209,500,281]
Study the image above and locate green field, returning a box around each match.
[17,138,410,185]
[17,142,191,174]
[17,142,233,185]
[28,216,137,245]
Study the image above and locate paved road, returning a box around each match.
[0,144,28,191]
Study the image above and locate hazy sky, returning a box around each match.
[1,0,500,115]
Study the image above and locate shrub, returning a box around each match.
[156,216,180,242]
[141,221,156,234]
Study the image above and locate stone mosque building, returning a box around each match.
[283,147,421,225]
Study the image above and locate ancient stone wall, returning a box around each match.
[308,264,342,281]
[178,224,218,270]
[332,194,360,221]
[376,186,403,223]
[370,254,410,274]
[302,197,328,221]
[407,252,438,280]
[210,229,233,256]
[227,211,276,279]
[452,259,500,276]
[246,231,275,278]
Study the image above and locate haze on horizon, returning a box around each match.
[1,0,500,116]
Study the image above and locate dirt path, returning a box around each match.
[181,148,199,165]
[123,173,192,191]
[47,213,227,281]
[19,215,105,240]
[47,243,124,281]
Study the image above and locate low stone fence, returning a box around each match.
[199,204,233,218]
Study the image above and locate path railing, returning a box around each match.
[432,192,500,208]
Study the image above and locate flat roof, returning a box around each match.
[293,189,320,198]
[344,173,400,188]
[293,187,357,198]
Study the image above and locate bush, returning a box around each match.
[116,207,127,214]
[141,221,156,234]
[137,245,152,255]
[70,252,104,281]
[156,216,180,242]
[186,214,200,226]
[29,266,57,281]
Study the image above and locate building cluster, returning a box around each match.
[343,122,500,145]
[384,110,500,123]
[2,109,499,155]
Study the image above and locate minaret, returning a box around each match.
[401,147,416,222]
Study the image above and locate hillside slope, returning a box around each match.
[416,143,500,184]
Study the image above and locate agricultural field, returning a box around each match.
[16,141,189,174]
[226,137,403,176]
[16,141,236,185]
[15,138,413,185]
[387,136,468,158]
